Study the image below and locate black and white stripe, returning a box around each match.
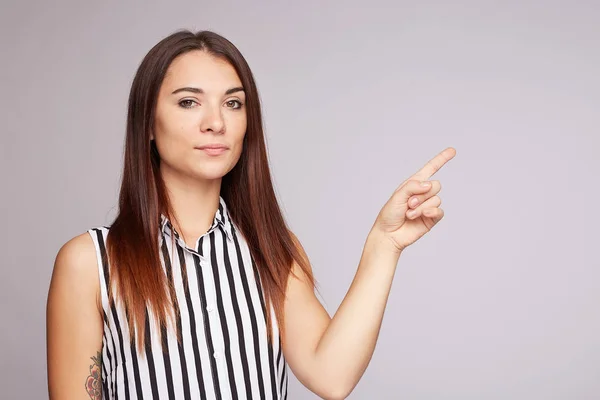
[88,196,288,399]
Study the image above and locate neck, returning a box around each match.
[160,165,222,243]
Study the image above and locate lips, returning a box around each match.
[197,144,229,150]
[196,144,229,150]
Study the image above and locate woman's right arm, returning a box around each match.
[47,232,104,400]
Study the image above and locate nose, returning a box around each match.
[200,103,225,134]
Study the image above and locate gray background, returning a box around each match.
[1,0,599,398]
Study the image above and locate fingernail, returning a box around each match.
[421,181,431,187]
[410,197,419,207]
[407,209,416,218]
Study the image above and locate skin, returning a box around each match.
[150,50,248,244]
[282,148,455,399]
[46,230,103,400]
[46,48,456,399]
[46,50,248,399]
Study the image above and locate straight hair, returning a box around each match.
[106,29,315,353]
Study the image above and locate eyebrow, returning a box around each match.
[171,86,245,95]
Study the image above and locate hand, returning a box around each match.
[372,147,456,253]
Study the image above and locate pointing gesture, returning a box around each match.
[373,147,457,253]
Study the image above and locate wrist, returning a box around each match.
[365,228,403,258]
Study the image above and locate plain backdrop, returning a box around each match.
[1,1,599,399]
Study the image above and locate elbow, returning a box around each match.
[313,363,362,399]
[321,381,356,400]
[296,357,362,399]
[304,376,354,400]
[324,389,352,400]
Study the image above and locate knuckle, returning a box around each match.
[420,195,441,208]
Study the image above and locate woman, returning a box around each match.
[46,29,455,400]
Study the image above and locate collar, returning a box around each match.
[160,195,235,243]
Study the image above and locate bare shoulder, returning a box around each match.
[47,231,105,399]
[53,231,98,280]
[286,229,313,284]
[49,231,101,311]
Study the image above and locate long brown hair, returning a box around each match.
[106,29,315,353]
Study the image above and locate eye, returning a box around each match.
[226,99,243,110]
[178,99,198,109]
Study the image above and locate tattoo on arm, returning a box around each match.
[85,351,102,400]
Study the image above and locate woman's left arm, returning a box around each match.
[283,147,455,400]
[283,229,403,400]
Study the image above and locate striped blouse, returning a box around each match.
[88,195,288,399]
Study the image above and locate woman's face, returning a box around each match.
[153,50,247,182]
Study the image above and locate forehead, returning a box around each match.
[161,50,242,91]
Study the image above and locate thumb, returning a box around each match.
[394,179,432,204]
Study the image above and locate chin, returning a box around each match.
[192,166,233,180]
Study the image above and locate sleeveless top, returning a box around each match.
[88,196,289,400]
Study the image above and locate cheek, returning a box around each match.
[223,115,246,149]
[154,128,193,167]
[231,145,244,163]
[231,117,247,145]
[233,135,245,160]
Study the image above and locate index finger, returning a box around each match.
[412,147,456,180]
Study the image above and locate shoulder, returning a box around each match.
[54,230,101,274]
[47,231,106,398]
[286,229,314,285]
[50,230,103,313]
